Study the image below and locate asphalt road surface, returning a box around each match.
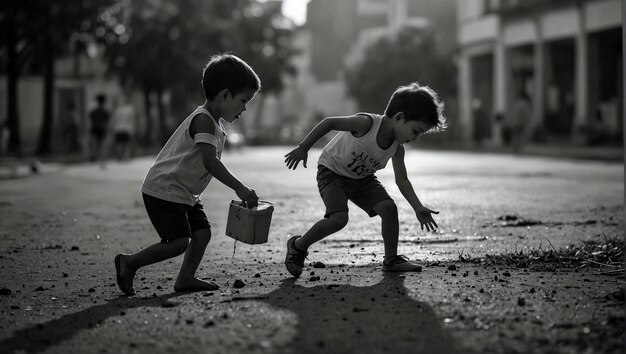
[0,147,623,353]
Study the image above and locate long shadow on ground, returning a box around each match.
[260,273,470,354]
[1,271,472,354]
[0,293,186,354]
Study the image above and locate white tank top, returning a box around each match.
[141,106,226,205]
[318,113,398,179]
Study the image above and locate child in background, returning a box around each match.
[110,96,136,161]
[89,94,110,162]
[114,54,260,295]
[284,82,446,277]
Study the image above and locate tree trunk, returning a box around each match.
[72,42,80,78]
[36,12,55,155]
[6,5,21,155]
[141,87,152,147]
[156,89,167,145]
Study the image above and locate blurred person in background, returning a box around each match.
[89,94,111,163]
[64,101,81,153]
[0,118,9,157]
[110,96,136,161]
[509,91,532,154]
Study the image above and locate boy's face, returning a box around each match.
[394,117,432,144]
[220,88,257,123]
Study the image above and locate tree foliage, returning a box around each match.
[1,0,296,153]
[0,0,118,154]
[344,25,456,114]
[104,0,296,142]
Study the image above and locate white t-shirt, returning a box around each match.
[318,113,398,179]
[111,104,136,134]
[141,106,226,205]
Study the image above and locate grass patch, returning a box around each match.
[458,235,624,275]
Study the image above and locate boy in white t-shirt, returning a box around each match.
[114,54,260,295]
[283,82,446,277]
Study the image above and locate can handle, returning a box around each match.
[236,200,273,210]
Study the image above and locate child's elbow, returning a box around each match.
[320,117,335,130]
[202,156,219,172]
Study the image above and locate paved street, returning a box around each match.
[0,147,623,353]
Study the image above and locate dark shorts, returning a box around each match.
[143,193,211,242]
[115,132,130,143]
[91,129,106,142]
[317,165,393,218]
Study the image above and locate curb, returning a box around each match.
[0,159,62,180]
[0,159,37,180]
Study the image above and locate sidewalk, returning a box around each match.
[0,143,622,180]
[0,155,72,179]
[0,158,42,179]
[430,143,624,163]
[521,143,623,162]
[0,150,141,180]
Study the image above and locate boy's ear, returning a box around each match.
[394,112,405,121]
[218,89,230,100]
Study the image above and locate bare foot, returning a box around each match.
[114,254,136,295]
[174,278,219,292]
[118,254,135,278]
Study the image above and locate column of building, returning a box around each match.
[458,51,473,143]
[532,11,545,137]
[574,2,588,139]
[494,17,506,136]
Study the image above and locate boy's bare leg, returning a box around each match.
[372,200,399,259]
[174,228,218,292]
[119,237,189,278]
[295,212,349,250]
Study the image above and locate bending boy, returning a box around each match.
[284,82,446,277]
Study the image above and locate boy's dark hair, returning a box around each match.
[202,54,261,100]
[96,94,106,105]
[384,82,447,133]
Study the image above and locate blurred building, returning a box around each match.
[308,0,456,81]
[457,0,622,146]
[0,50,133,155]
[275,0,456,143]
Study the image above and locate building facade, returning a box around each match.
[457,0,622,146]
[277,0,456,143]
[0,52,131,155]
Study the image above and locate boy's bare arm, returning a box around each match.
[392,146,422,208]
[198,144,258,208]
[191,114,258,207]
[285,115,372,169]
[392,145,439,231]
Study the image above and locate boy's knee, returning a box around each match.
[168,237,190,253]
[328,212,349,230]
[375,200,397,218]
[191,228,212,242]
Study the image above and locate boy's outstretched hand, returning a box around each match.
[415,206,439,232]
[284,146,308,170]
